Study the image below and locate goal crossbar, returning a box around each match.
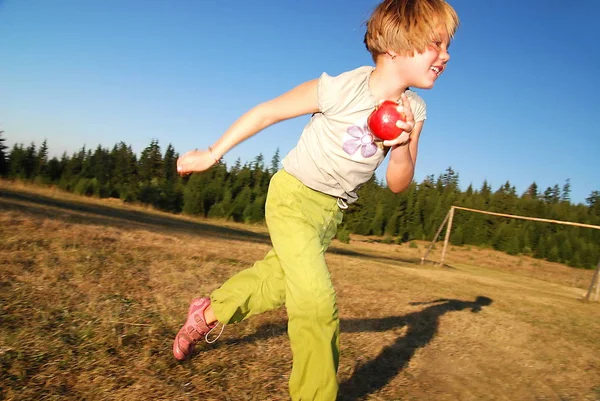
[452,206,600,231]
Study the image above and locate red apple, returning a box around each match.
[367,100,407,141]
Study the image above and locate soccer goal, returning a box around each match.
[420,205,600,302]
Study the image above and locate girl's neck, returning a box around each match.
[369,63,409,102]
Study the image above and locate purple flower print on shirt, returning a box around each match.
[343,123,378,158]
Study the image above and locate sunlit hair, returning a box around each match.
[364,0,459,61]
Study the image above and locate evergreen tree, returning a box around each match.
[137,140,164,205]
[533,231,548,259]
[46,157,63,182]
[90,145,112,191]
[61,147,86,189]
[252,153,264,171]
[523,182,538,200]
[0,131,7,176]
[480,180,492,206]
[232,163,252,198]
[23,143,38,179]
[586,191,600,217]
[163,144,178,183]
[415,175,439,238]
[546,242,560,263]
[208,187,233,219]
[250,153,268,195]
[491,181,517,213]
[404,183,424,240]
[369,202,385,236]
[561,178,571,203]
[110,143,138,201]
[244,194,267,223]
[231,158,242,175]
[230,185,252,222]
[543,185,560,204]
[202,164,227,216]
[79,148,94,179]
[464,183,474,198]
[8,143,25,178]
[154,143,183,212]
[36,139,49,179]
[270,148,281,175]
[440,166,459,189]
[182,173,208,216]
[138,139,163,183]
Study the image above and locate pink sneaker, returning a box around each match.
[173,297,217,361]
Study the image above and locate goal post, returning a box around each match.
[421,205,600,301]
[585,261,600,302]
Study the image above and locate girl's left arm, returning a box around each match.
[385,120,424,193]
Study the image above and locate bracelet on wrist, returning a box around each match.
[207,146,221,164]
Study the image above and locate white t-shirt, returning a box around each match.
[282,66,427,204]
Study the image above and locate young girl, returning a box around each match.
[173,0,459,399]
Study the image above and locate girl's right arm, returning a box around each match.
[177,79,320,175]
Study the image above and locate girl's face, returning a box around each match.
[399,31,451,89]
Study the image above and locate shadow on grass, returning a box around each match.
[0,188,271,244]
[327,247,423,267]
[0,187,422,266]
[214,296,493,400]
[337,296,493,400]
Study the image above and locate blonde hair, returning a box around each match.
[364,0,459,60]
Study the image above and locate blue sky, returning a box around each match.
[1,0,598,204]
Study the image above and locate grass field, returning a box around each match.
[1,181,599,401]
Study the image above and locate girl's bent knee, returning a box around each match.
[287,291,337,319]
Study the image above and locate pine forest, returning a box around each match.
[2,132,599,270]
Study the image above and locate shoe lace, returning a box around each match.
[205,322,225,344]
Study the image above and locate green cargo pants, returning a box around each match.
[210,169,344,401]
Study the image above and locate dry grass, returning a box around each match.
[1,180,599,401]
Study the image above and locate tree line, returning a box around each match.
[1,132,599,269]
